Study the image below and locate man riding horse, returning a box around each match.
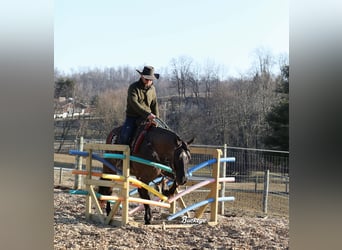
[99,66,192,224]
[119,65,160,145]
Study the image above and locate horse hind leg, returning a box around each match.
[137,187,152,225]
[105,201,111,216]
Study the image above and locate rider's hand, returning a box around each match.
[147,113,156,121]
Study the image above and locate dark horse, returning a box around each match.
[98,120,193,224]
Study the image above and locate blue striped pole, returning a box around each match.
[167,196,235,221]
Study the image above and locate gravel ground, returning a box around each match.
[54,187,289,250]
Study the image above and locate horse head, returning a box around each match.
[173,137,194,185]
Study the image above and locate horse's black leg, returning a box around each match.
[153,176,166,193]
[153,182,160,193]
[161,179,170,196]
[162,181,178,197]
[98,177,113,215]
[105,202,111,216]
[143,204,152,225]
[138,187,152,225]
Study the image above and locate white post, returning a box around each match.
[74,136,84,189]
[59,167,62,184]
[262,169,270,214]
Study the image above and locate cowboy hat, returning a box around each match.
[136,66,160,80]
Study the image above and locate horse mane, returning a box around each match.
[151,126,183,145]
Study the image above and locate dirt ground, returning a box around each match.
[54,186,288,250]
[54,155,289,249]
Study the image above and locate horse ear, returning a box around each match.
[187,137,195,145]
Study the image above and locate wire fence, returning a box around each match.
[54,140,289,217]
[190,144,289,217]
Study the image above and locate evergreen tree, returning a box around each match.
[264,65,289,151]
[54,78,75,98]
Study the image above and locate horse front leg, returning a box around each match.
[138,187,152,225]
[162,181,178,197]
[98,177,113,216]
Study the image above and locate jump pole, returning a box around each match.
[71,171,168,200]
[83,170,168,201]
[128,197,170,208]
[168,178,215,203]
[103,153,173,174]
[168,177,235,204]
[187,157,236,176]
[128,196,162,215]
[69,150,122,175]
[129,177,168,201]
[98,195,169,208]
[167,196,235,221]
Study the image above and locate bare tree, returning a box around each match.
[250,48,280,147]
[54,118,79,153]
[169,56,194,100]
[188,64,201,100]
[94,88,127,137]
[251,47,275,76]
[201,60,222,99]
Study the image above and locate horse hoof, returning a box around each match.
[162,190,170,197]
[145,221,151,225]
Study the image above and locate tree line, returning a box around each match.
[54,52,289,151]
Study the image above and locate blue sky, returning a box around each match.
[54,0,289,76]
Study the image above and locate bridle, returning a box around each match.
[174,141,191,166]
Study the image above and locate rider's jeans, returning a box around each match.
[119,116,138,145]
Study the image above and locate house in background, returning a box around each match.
[54,97,93,119]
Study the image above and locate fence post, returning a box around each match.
[262,169,270,214]
[74,136,84,189]
[59,167,62,184]
[285,176,289,193]
[255,175,258,192]
[219,143,227,215]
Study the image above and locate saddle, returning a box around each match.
[106,120,156,152]
[132,120,157,153]
[107,117,170,153]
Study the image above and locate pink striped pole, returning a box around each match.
[168,178,215,203]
